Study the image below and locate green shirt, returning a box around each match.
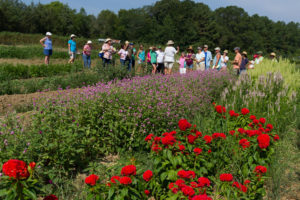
[150,50,157,63]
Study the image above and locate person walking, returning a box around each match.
[233,47,242,75]
[179,52,186,74]
[136,45,146,74]
[130,43,137,69]
[220,50,229,71]
[156,46,165,74]
[68,34,77,64]
[82,40,92,69]
[150,47,157,75]
[164,40,179,75]
[195,47,205,71]
[40,32,52,65]
[186,46,194,72]
[213,47,222,71]
[118,44,127,66]
[239,51,249,75]
[203,45,212,70]
[102,38,115,67]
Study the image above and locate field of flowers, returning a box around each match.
[0,60,299,199]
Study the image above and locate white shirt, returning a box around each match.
[255,56,264,64]
[221,55,229,67]
[156,50,165,63]
[118,49,127,60]
[164,47,177,62]
[196,52,205,63]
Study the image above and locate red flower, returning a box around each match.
[266,124,273,130]
[193,148,202,155]
[119,176,132,185]
[241,108,249,115]
[177,170,196,179]
[28,162,36,171]
[244,180,251,185]
[255,166,267,174]
[178,144,185,151]
[43,195,58,200]
[192,194,213,200]
[144,190,150,195]
[151,143,162,152]
[121,165,136,176]
[215,105,223,113]
[220,173,233,182]
[169,182,175,189]
[239,139,250,149]
[208,149,212,154]
[229,110,235,117]
[259,118,266,124]
[257,134,270,149]
[181,185,195,197]
[229,130,235,135]
[250,115,256,120]
[212,133,226,139]
[175,179,186,188]
[232,181,247,193]
[273,134,280,141]
[190,181,198,188]
[178,119,192,131]
[145,134,154,141]
[171,187,179,193]
[203,135,212,144]
[253,119,259,124]
[188,135,197,144]
[195,131,202,137]
[85,174,99,186]
[238,128,245,134]
[2,159,29,179]
[246,130,256,137]
[154,136,161,143]
[143,170,153,182]
[161,135,176,146]
[110,176,120,184]
[198,177,210,187]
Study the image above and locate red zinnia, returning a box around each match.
[29,162,36,170]
[212,133,226,139]
[178,144,185,151]
[229,130,235,135]
[2,159,29,179]
[220,173,233,182]
[266,124,273,130]
[144,190,150,195]
[188,135,197,144]
[121,165,136,176]
[110,176,120,184]
[43,195,58,200]
[232,181,247,193]
[195,131,202,137]
[85,174,99,186]
[192,194,213,200]
[203,135,212,144]
[119,176,132,185]
[215,105,223,113]
[145,134,154,141]
[181,185,195,197]
[161,135,176,146]
[273,134,280,141]
[259,118,266,124]
[229,110,236,117]
[241,108,250,115]
[239,139,250,149]
[143,170,153,182]
[250,115,256,120]
[193,148,202,155]
[178,119,192,131]
[257,134,270,149]
[177,170,196,179]
[255,166,267,174]
[175,179,186,188]
[198,177,210,187]
[190,181,198,188]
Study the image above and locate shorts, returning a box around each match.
[151,62,157,65]
[179,68,186,74]
[164,62,174,69]
[44,49,52,56]
[69,52,76,59]
[138,60,145,64]
[187,64,193,69]
[196,63,205,71]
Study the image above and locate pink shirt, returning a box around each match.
[118,49,127,60]
[83,44,91,56]
[179,57,185,68]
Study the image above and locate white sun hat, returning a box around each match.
[70,34,76,38]
[105,38,112,43]
[87,40,92,44]
[46,32,52,36]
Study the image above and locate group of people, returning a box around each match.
[40,32,278,75]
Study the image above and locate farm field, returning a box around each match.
[0,33,299,200]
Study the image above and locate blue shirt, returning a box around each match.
[44,37,52,50]
[204,51,212,67]
[240,58,249,70]
[213,53,221,68]
[68,39,76,53]
[138,50,145,61]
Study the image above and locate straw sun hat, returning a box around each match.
[105,38,112,43]
[167,40,174,45]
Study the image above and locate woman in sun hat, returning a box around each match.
[82,40,92,69]
[102,38,115,67]
[186,46,194,72]
[239,51,249,75]
[40,32,52,65]
[68,34,77,63]
[150,46,158,74]
[220,49,229,71]
[270,52,277,62]
[213,47,222,70]
[164,40,179,75]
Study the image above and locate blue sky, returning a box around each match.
[22,0,300,23]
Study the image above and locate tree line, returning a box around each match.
[1,0,300,56]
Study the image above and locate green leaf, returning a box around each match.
[23,188,36,199]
